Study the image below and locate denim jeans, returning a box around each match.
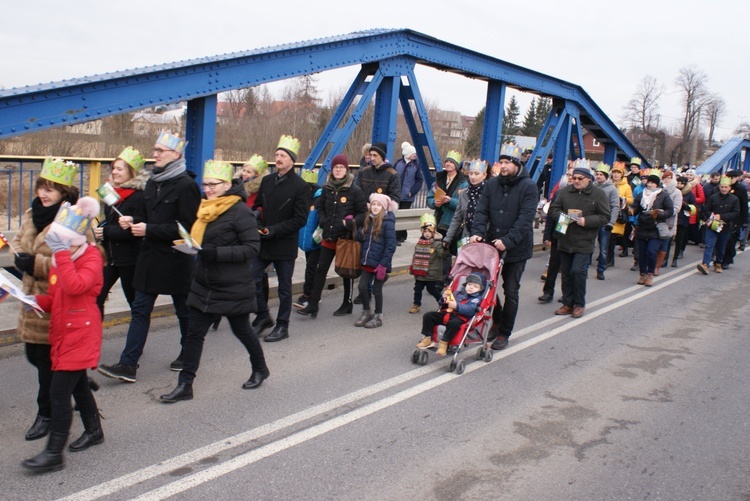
[559,251,591,308]
[253,257,295,326]
[637,238,661,274]
[596,227,611,273]
[703,229,730,265]
[120,291,189,367]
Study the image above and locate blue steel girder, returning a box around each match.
[480,80,506,164]
[184,95,217,176]
[695,137,750,174]
[372,75,400,162]
[399,66,439,184]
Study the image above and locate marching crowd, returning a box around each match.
[10,130,747,473]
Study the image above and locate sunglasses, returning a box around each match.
[571,176,587,181]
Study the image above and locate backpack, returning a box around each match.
[299,188,323,252]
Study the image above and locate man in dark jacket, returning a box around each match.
[99,131,201,383]
[697,176,739,274]
[721,170,748,269]
[548,162,610,319]
[469,144,538,350]
[252,135,310,342]
[356,142,401,203]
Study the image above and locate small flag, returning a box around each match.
[96,183,120,206]
[0,232,8,250]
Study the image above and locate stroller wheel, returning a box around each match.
[448,360,457,373]
[457,360,466,375]
[418,350,429,366]
[411,350,420,364]
[477,348,485,361]
[484,350,494,363]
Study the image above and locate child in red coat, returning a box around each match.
[22,197,104,473]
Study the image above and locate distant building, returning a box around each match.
[131,110,183,136]
[65,120,102,135]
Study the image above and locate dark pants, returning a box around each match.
[722,227,740,266]
[413,279,443,307]
[96,264,137,318]
[422,311,463,342]
[675,225,689,258]
[396,201,412,242]
[606,232,618,267]
[596,227,611,273]
[179,308,267,385]
[253,257,295,326]
[491,259,526,338]
[704,229,730,265]
[309,246,353,306]
[49,370,98,435]
[559,251,591,308]
[120,291,189,367]
[688,223,701,244]
[358,269,386,314]
[25,343,52,418]
[542,239,561,296]
[637,238,661,274]
[302,248,321,297]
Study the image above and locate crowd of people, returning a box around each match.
[10,131,748,473]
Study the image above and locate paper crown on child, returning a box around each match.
[41,157,77,187]
[156,131,187,155]
[277,135,301,162]
[499,143,521,162]
[369,193,399,213]
[719,176,732,186]
[203,160,233,182]
[300,169,318,184]
[117,146,145,172]
[419,213,437,230]
[445,150,462,167]
[630,157,642,167]
[468,159,488,172]
[49,197,100,246]
[243,154,268,175]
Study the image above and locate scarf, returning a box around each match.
[640,186,661,211]
[150,157,186,182]
[31,198,63,233]
[326,172,353,190]
[410,237,434,276]
[189,195,242,246]
[114,187,136,204]
[465,181,486,231]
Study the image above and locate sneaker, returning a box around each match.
[98,363,137,383]
[416,336,434,348]
[491,335,509,350]
[293,295,309,309]
[696,263,709,275]
[408,304,420,314]
[169,356,184,372]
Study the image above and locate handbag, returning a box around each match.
[656,221,671,239]
[334,221,362,279]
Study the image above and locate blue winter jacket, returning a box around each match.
[359,212,397,271]
[394,157,423,203]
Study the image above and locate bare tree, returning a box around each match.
[702,94,726,146]
[622,75,664,133]
[735,122,750,140]
[675,66,711,164]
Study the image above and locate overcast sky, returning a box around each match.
[4,0,748,141]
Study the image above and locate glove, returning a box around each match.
[604,224,613,232]
[442,240,450,249]
[45,232,71,253]
[198,245,218,264]
[375,264,387,281]
[14,253,35,275]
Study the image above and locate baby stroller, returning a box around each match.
[411,242,504,374]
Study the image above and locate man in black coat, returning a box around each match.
[469,145,538,351]
[252,135,310,342]
[99,131,201,383]
[721,170,748,269]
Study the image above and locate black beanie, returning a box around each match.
[370,142,387,159]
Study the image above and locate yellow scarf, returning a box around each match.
[189,195,242,246]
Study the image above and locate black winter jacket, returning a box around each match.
[549,182,611,253]
[704,191,740,227]
[470,166,539,263]
[317,174,367,242]
[132,169,201,295]
[100,170,149,267]
[254,169,310,261]
[187,181,260,316]
[356,162,401,203]
[632,190,674,241]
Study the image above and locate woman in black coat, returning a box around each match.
[297,154,367,318]
[631,174,674,286]
[160,162,268,403]
[94,148,148,317]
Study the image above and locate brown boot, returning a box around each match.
[436,340,449,356]
[637,273,647,285]
[654,250,667,276]
[644,273,654,287]
[714,263,723,273]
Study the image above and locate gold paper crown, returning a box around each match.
[156,131,187,154]
[500,143,521,160]
[277,135,301,158]
[419,213,437,229]
[445,150,462,166]
[117,146,145,172]
[649,168,661,177]
[244,154,268,175]
[53,201,95,236]
[468,159,488,172]
[300,169,318,184]
[630,157,642,166]
[203,160,233,182]
[596,163,611,174]
[573,159,591,170]
[719,176,732,186]
[41,157,77,187]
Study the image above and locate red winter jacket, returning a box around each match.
[36,244,103,371]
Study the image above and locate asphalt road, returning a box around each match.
[1,243,749,500]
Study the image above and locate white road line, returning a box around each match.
[59,266,698,500]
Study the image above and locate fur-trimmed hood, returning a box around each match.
[116,169,150,191]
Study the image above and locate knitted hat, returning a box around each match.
[646,175,662,186]
[676,176,688,184]
[465,273,484,287]
[402,142,416,158]
[330,154,349,170]
[370,142,387,159]
[49,197,100,246]
[726,170,743,178]
[573,167,594,180]
[277,135,301,162]
[369,193,398,213]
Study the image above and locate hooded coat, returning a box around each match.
[359,212,397,272]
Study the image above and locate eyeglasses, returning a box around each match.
[201,181,226,189]
[571,176,587,181]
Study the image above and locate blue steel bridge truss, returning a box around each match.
[0,28,675,187]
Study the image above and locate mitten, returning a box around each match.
[375,264,387,281]
[45,232,71,253]
[14,253,36,275]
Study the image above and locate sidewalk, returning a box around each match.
[0,227,545,346]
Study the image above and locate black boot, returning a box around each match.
[296,303,319,318]
[332,300,353,316]
[619,248,629,257]
[160,383,193,403]
[242,368,270,390]
[22,432,67,473]
[25,415,51,441]
[69,413,104,452]
[671,258,678,267]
